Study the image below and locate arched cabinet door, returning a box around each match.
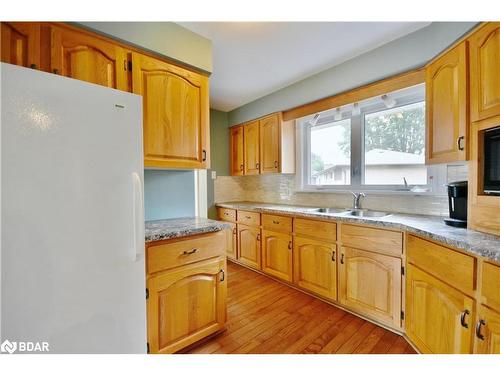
[132,52,209,169]
[406,264,474,354]
[425,41,468,164]
[50,25,129,91]
[294,236,337,300]
[1,22,41,69]
[469,22,500,121]
[262,230,292,282]
[147,257,226,354]
[338,246,402,329]
[237,224,261,270]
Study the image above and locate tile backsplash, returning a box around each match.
[214,164,468,217]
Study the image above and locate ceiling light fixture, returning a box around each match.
[381,94,396,108]
[334,107,342,121]
[352,102,360,116]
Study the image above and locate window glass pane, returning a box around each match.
[363,102,426,185]
[310,119,351,185]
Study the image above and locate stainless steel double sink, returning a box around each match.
[308,207,391,218]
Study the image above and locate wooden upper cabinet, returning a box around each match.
[469,22,500,122]
[132,53,210,169]
[243,121,260,175]
[259,114,280,174]
[406,264,474,354]
[338,246,401,329]
[147,257,226,354]
[261,230,293,282]
[426,41,469,164]
[230,126,244,176]
[1,22,42,69]
[294,236,337,301]
[50,25,129,91]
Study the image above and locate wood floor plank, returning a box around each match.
[187,262,416,354]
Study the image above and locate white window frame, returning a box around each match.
[296,84,447,195]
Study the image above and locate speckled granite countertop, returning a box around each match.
[216,201,500,262]
[145,217,231,243]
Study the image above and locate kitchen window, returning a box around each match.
[298,83,442,193]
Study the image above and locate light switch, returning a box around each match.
[211,171,217,180]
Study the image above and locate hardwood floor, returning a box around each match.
[186,261,416,354]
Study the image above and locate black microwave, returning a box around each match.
[484,126,500,195]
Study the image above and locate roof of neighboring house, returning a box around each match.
[313,149,424,177]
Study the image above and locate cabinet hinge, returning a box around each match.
[146,288,149,300]
[127,60,132,71]
[147,342,150,354]
[401,266,405,276]
[401,311,405,320]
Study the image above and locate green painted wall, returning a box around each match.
[228,22,477,125]
[77,22,212,73]
[207,109,230,219]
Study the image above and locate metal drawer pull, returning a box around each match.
[272,220,280,224]
[460,309,470,328]
[331,251,336,262]
[219,269,225,282]
[475,319,486,340]
[340,253,345,264]
[256,234,261,241]
[274,160,278,168]
[202,149,207,161]
[256,163,260,169]
[183,248,198,255]
[288,241,292,250]
[233,228,237,235]
[245,216,251,219]
[240,164,244,171]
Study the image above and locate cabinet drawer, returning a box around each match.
[237,210,261,226]
[340,224,402,257]
[217,207,236,222]
[262,214,292,233]
[147,231,225,274]
[294,218,336,242]
[407,235,475,294]
[482,262,500,312]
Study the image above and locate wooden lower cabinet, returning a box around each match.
[474,305,500,354]
[227,223,238,261]
[147,257,226,354]
[338,246,401,329]
[293,236,337,300]
[261,230,292,282]
[406,264,474,354]
[237,224,261,269]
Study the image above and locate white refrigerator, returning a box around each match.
[0,63,147,353]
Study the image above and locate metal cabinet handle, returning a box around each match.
[256,162,260,169]
[288,241,292,250]
[183,248,198,255]
[274,160,278,168]
[460,309,470,328]
[30,63,37,69]
[219,269,225,282]
[53,68,59,74]
[245,216,251,219]
[233,227,237,235]
[457,136,465,151]
[340,253,345,264]
[256,234,261,241]
[331,251,336,262]
[272,220,280,224]
[240,164,244,171]
[475,319,486,340]
[202,149,207,161]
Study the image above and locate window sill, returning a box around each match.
[295,188,447,197]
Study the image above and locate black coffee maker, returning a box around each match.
[444,181,468,228]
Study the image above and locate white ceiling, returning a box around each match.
[178,22,431,112]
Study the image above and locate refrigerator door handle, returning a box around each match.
[132,172,145,262]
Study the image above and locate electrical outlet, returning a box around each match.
[211,171,217,180]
